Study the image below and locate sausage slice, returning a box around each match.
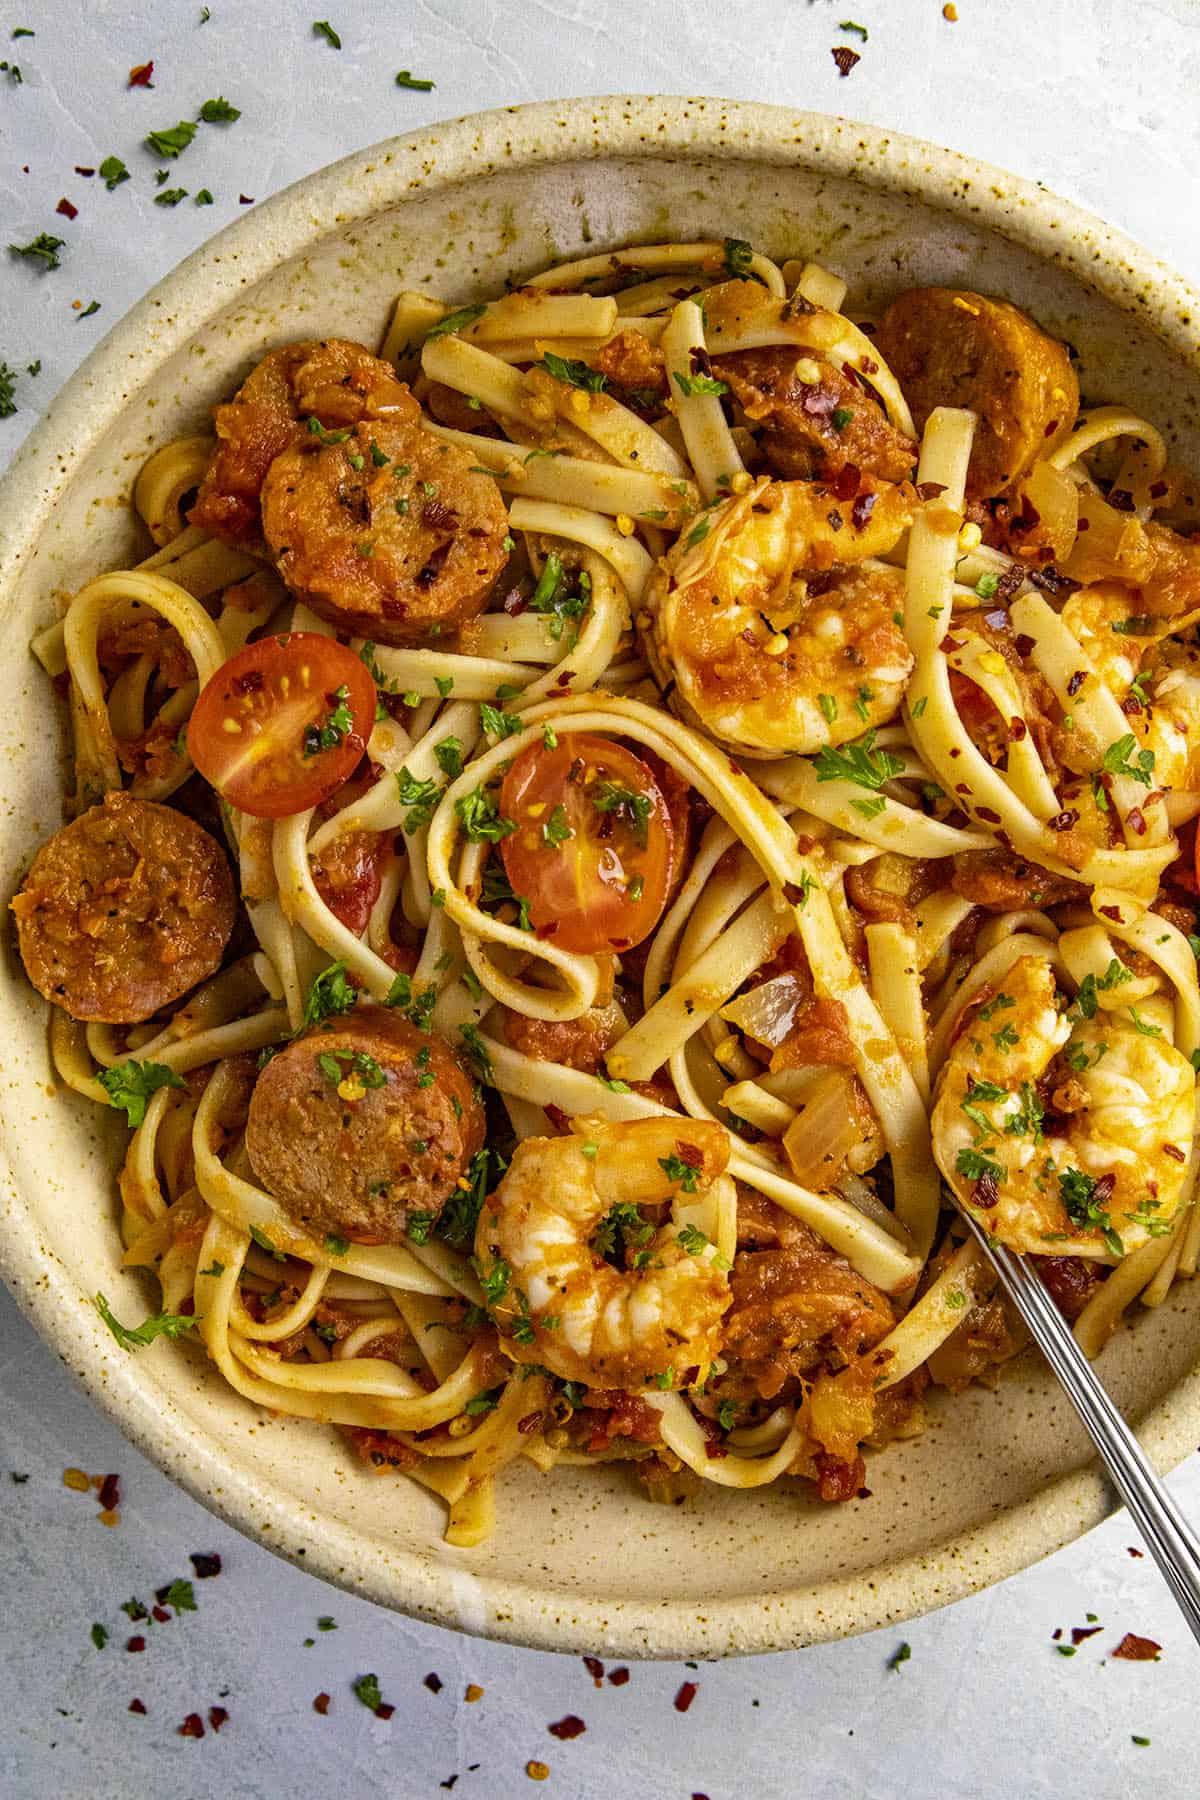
[873,287,1078,498]
[189,338,416,550]
[12,791,235,1022]
[245,1006,485,1245]
[259,404,510,645]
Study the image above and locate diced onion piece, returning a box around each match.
[1020,459,1079,564]
[719,973,804,1048]
[1062,486,1155,586]
[781,1068,862,1189]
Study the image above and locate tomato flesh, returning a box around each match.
[187,632,375,818]
[499,734,674,954]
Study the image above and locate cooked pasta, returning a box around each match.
[16,240,1200,1541]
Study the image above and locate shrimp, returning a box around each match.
[475,1116,733,1389]
[641,475,914,757]
[932,955,1195,1259]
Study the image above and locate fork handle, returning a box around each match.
[970,1224,1200,1645]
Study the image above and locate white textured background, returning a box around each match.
[2,3,1199,1796]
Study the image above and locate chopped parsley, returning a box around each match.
[541,350,607,392]
[718,1399,737,1432]
[722,236,755,280]
[434,736,464,779]
[479,701,523,740]
[839,19,869,40]
[528,550,589,641]
[1072,958,1133,1020]
[977,992,1014,1022]
[1128,1007,1163,1038]
[352,1673,383,1712]
[593,1201,654,1259]
[1100,733,1155,787]
[542,803,573,847]
[812,729,905,791]
[673,370,728,398]
[406,1211,435,1246]
[464,1389,500,1416]
[95,1293,198,1352]
[424,301,487,340]
[145,121,197,159]
[831,406,854,431]
[395,69,435,90]
[302,684,353,756]
[676,1223,711,1256]
[99,154,130,190]
[99,1059,184,1127]
[315,1049,386,1090]
[91,1623,107,1650]
[313,20,342,47]
[818,693,838,724]
[887,1642,911,1672]
[154,187,188,207]
[591,780,651,847]
[458,1021,494,1083]
[161,1577,196,1615]
[659,1152,701,1194]
[395,766,442,834]
[301,961,358,1028]
[456,784,516,842]
[9,232,65,271]
[249,1224,287,1262]
[198,96,240,122]
[324,1233,349,1257]
[955,1147,1004,1184]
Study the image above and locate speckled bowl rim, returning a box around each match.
[2,95,1198,1658]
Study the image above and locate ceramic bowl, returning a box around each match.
[2,96,1199,1658]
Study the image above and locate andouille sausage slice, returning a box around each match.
[873,287,1079,498]
[12,790,235,1022]
[245,1006,485,1245]
[189,338,416,550]
[259,397,510,645]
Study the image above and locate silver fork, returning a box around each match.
[962,1213,1200,1646]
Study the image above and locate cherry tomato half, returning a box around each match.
[500,734,675,954]
[187,632,375,818]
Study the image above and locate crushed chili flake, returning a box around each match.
[63,1466,89,1491]
[1113,1632,1161,1661]
[424,1672,444,1694]
[98,1472,121,1510]
[1128,1546,1145,1558]
[548,1714,586,1740]
[608,1666,630,1686]
[55,198,78,220]
[1071,1625,1102,1645]
[128,1698,146,1715]
[313,1692,331,1714]
[440,1779,459,1792]
[464,1683,484,1703]
[128,61,154,87]
[582,1655,604,1686]
[75,165,96,177]
[208,1705,229,1732]
[151,1605,170,1623]
[178,1712,205,1738]
[831,45,861,76]
[376,1702,396,1721]
[126,1636,146,1653]
[674,1680,698,1713]
[190,1551,222,1578]
[238,194,255,205]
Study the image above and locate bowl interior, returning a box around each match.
[3,104,1200,1656]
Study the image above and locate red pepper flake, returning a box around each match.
[75,166,96,177]
[238,194,255,206]
[1051,1627,1062,1641]
[128,61,154,87]
[178,1713,205,1738]
[126,1636,146,1653]
[376,1703,396,1721]
[1128,1547,1144,1558]
[208,1705,229,1732]
[424,1672,444,1694]
[1099,904,1123,922]
[151,1605,171,1624]
[1071,1625,1102,1646]
[1113,1632,1161,1661]
[607,1667,630,1686]
[128,1698,147,1714]
[98,1472,121,1510]
[313,1692,331,1715]
[582,1655,604,1686]
[190,1551,222,1578]
[55,198,78,221]
[831,45,861,76]
[916,481,947,501]
[517,1410,544,1435]
[548,1714,586,1740]
[674,1680,698,1713]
